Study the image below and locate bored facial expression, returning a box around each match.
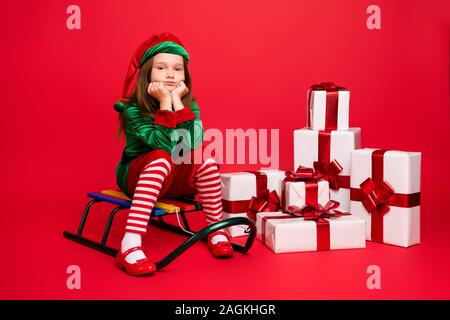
[150,53,185,92]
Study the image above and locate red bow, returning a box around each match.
[310,82,347,92]
[284,165,323,182]
[360,178,395,216]
[285,200,349,251]
[247,189,281,221]
[313,160,343,190]
[286,200,350,222]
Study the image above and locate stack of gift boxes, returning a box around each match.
[220,82,422,253]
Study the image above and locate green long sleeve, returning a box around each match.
[124,103,178,155]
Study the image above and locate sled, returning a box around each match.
[63,189,256,270]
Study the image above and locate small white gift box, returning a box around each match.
[221,169,285,237]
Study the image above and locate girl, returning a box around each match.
[113,33,233,276]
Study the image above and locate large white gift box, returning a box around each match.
[307,83,350,131]
[221,169,285,237]
[256,211,366,253]
[293,128,361,211]
[350,149,421,247]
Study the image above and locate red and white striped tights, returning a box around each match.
[121,157,228,263]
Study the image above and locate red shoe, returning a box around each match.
[207,231,234,257]
[116,246,156,276]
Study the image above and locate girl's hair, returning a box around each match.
[116,56,194,142]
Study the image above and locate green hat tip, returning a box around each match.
[114,102,125,112]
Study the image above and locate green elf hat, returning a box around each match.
[114,32,189,112]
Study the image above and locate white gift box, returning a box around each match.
[293,128,361,211]
[308,89,350,131]
[221,169,285,237]
[283,180,329,209]
[350,149,421,247]
[256,211,366,253]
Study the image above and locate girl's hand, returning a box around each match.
[148,82,172,104]
[171,81,189,99]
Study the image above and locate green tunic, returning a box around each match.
[115,100,204,196]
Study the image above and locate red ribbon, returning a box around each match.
[222,198,252,213]
[349,149,421,243]
[307,82,347,131]
[222,171,282,223]
[247,171,268,197]
[318,131,331,163]
[315,131,350,191]
[261,200,349,251]
[286,200,350,220]
[284,165,324,181]
[281,166,321,210]
[313,160,348,190]
[360,178,394,216]
[310,82,347,92]
[246,189,281,221]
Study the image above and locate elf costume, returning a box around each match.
[114,33,204,199]
[113,33,233,276]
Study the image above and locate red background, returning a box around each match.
[1,0,449,299]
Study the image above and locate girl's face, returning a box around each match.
[150,53,185,92]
